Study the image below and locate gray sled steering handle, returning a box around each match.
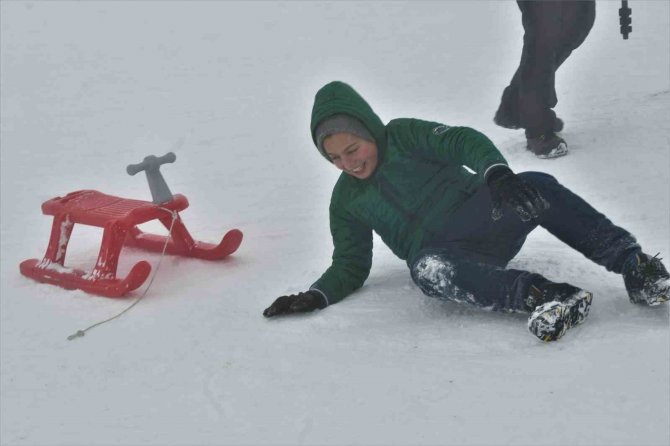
[127,152,177,204]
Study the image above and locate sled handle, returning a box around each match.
[126,152,176,176]
[127,152,177,204]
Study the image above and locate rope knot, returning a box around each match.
[67,330,85,341]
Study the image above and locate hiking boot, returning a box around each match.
[526,133,568,159]
[623,252,670,306]
[526,282,593,342]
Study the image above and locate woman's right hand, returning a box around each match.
[263,291,325,317]
[486,166,549,222]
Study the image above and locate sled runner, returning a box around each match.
[20,153,242,297]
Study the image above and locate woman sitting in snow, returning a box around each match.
[263,81,669,341]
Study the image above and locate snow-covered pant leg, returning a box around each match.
[413,183,548,312]
[501,0,596,136]
[519,172,640,273]
[410,249,546,312]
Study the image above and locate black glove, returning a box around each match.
[263,291,325,318]
[486,166,549,222]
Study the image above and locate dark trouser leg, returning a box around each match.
[411,171,639,312]
[555,1,596,70]
[517,1,563,136]
[410,249,546,313]
[499,1,595,136]
[546,1,596,105]
[519,172,640,273]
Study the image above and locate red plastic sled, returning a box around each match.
[19,190,243,297]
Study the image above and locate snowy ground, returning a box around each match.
[1,1,669,445]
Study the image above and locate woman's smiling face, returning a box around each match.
[323,133,378,179]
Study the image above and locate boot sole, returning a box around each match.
[533,141,568,159]
[528,290,593,342]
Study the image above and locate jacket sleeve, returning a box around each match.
[310,198,373,306]
[392,119,509,181]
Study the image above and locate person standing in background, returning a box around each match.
[494,1,596,159]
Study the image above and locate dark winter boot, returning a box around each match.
[526,282,593,342]
[526,133,568,159]
[623,252,670,306]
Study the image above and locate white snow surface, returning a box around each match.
[1,2,669,445]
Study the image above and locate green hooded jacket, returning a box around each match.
[309,81,508,306]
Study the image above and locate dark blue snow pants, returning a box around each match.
[410,172,640,312]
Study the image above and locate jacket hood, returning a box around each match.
[310,81,387,162]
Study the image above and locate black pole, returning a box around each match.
[619,0,632,39]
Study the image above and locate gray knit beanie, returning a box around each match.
[315,114,375,160]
